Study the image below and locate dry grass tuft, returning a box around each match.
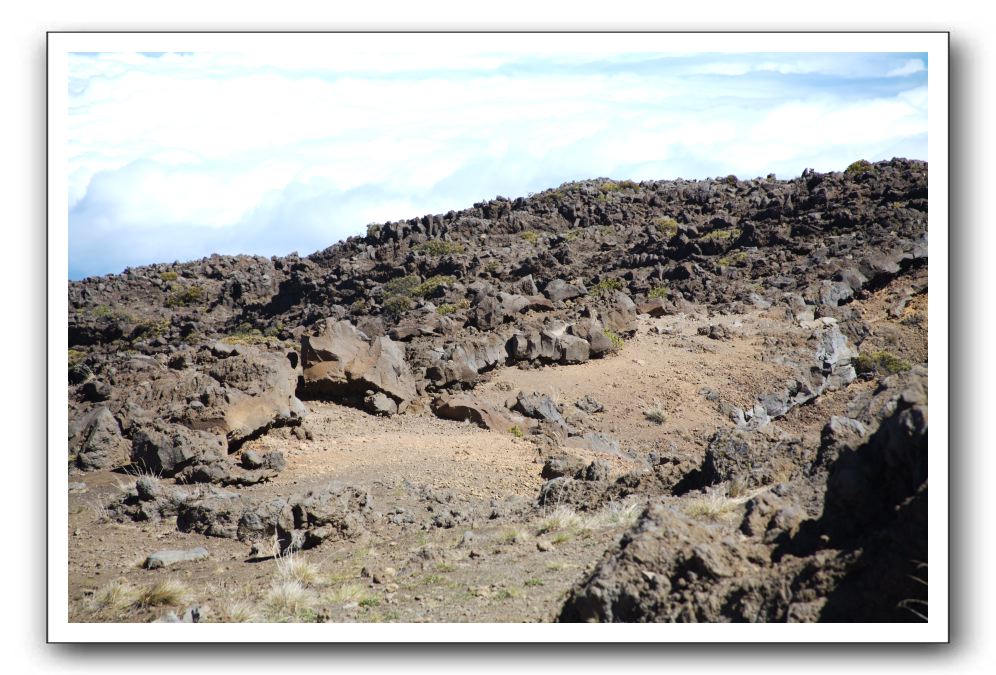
[218,599,260,623]
[643,403,666,425]
[584,501,643,530]
[681,491,752,523]
[264,580,316,621]
[324,582,371,607]
[536,506,584,535]
[89,578,139,613]
[135,578,189,608]
[275,553,323,587]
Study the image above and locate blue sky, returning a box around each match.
[67,50,928,279]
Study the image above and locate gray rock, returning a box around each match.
[74,407,131,470]
[365,391,399,416]
[575,395,604,413]
[130,422,227,476]
[543,278,587,303]
[513,392,572,434]
[566,432,622,456]
[300,319,417,406]
[144,547,210,569]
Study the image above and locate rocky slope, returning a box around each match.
[67,158,928,623]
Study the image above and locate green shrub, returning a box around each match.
[520,230,540,244]
[701,228,739,243]
[158,271,178,282]
[654,216,679,237]
[600,179,637,192]
[220,329,282,347]
[845,159,873,175]
[648,285,669,300]
[366,223,382,238]
[383,275,420,298]
[68,348,86,367]
[509,425,524,439]
[350,299,369,314]
[165,285,204,308]
[383,295,412,318]
[133,318,170,339]
[717,251,749,267]
[414,240,464,256]
[436,299,470,316]
[604,330,624,350]
[589,278,625,297]
[853,350,912,376]
[412,275,456,297]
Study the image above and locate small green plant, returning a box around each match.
[350,299,369,314]
[159,271,178,282]
[133,318,170,339]
[412,275,456,297]
[600,179,637,192]
[436,300,470,316]
[845,159,873,175]
[500,530,523,544]
[588,278,625,297]
[648,285,669,300]
[382,295,412,319]
[366,223,382,238]
[92,304,114,318]
[520,230,540,244]
[68,348,86,367]
[383,275,421,298]
[165,285,204,308]
[552,532,572,545]
[483,261,501,275]
[604,330,624,350]
[358,597,381,608]
[854,350,912,376]
[220,328,281,346]
[701,227,739,243]
[717,251,749,267]
[421,574,444,586]
[654,216,679,238]
[508,425,524,439]
[524,578,544,587]
[494,588,520,600]
[414,240,464,256]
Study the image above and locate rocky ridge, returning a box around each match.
[67,158,929,622]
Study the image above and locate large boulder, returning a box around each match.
[599,292,638,336]
[543,279,587,303]
[72,407,130,470]
[130,422,228,476]
[205,348,305,444]
[426,334,507,388]
[300,319,417,407]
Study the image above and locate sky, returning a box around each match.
[67,49,928,279]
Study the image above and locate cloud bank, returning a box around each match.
[68,50,928,279]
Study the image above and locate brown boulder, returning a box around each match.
[300,319,417,406]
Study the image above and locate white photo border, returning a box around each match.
[47,31,949,643]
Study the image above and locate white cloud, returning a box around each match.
[887,58,927,77]
[67,50,928,278]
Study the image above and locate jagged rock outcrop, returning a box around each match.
[300,318,417,411]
